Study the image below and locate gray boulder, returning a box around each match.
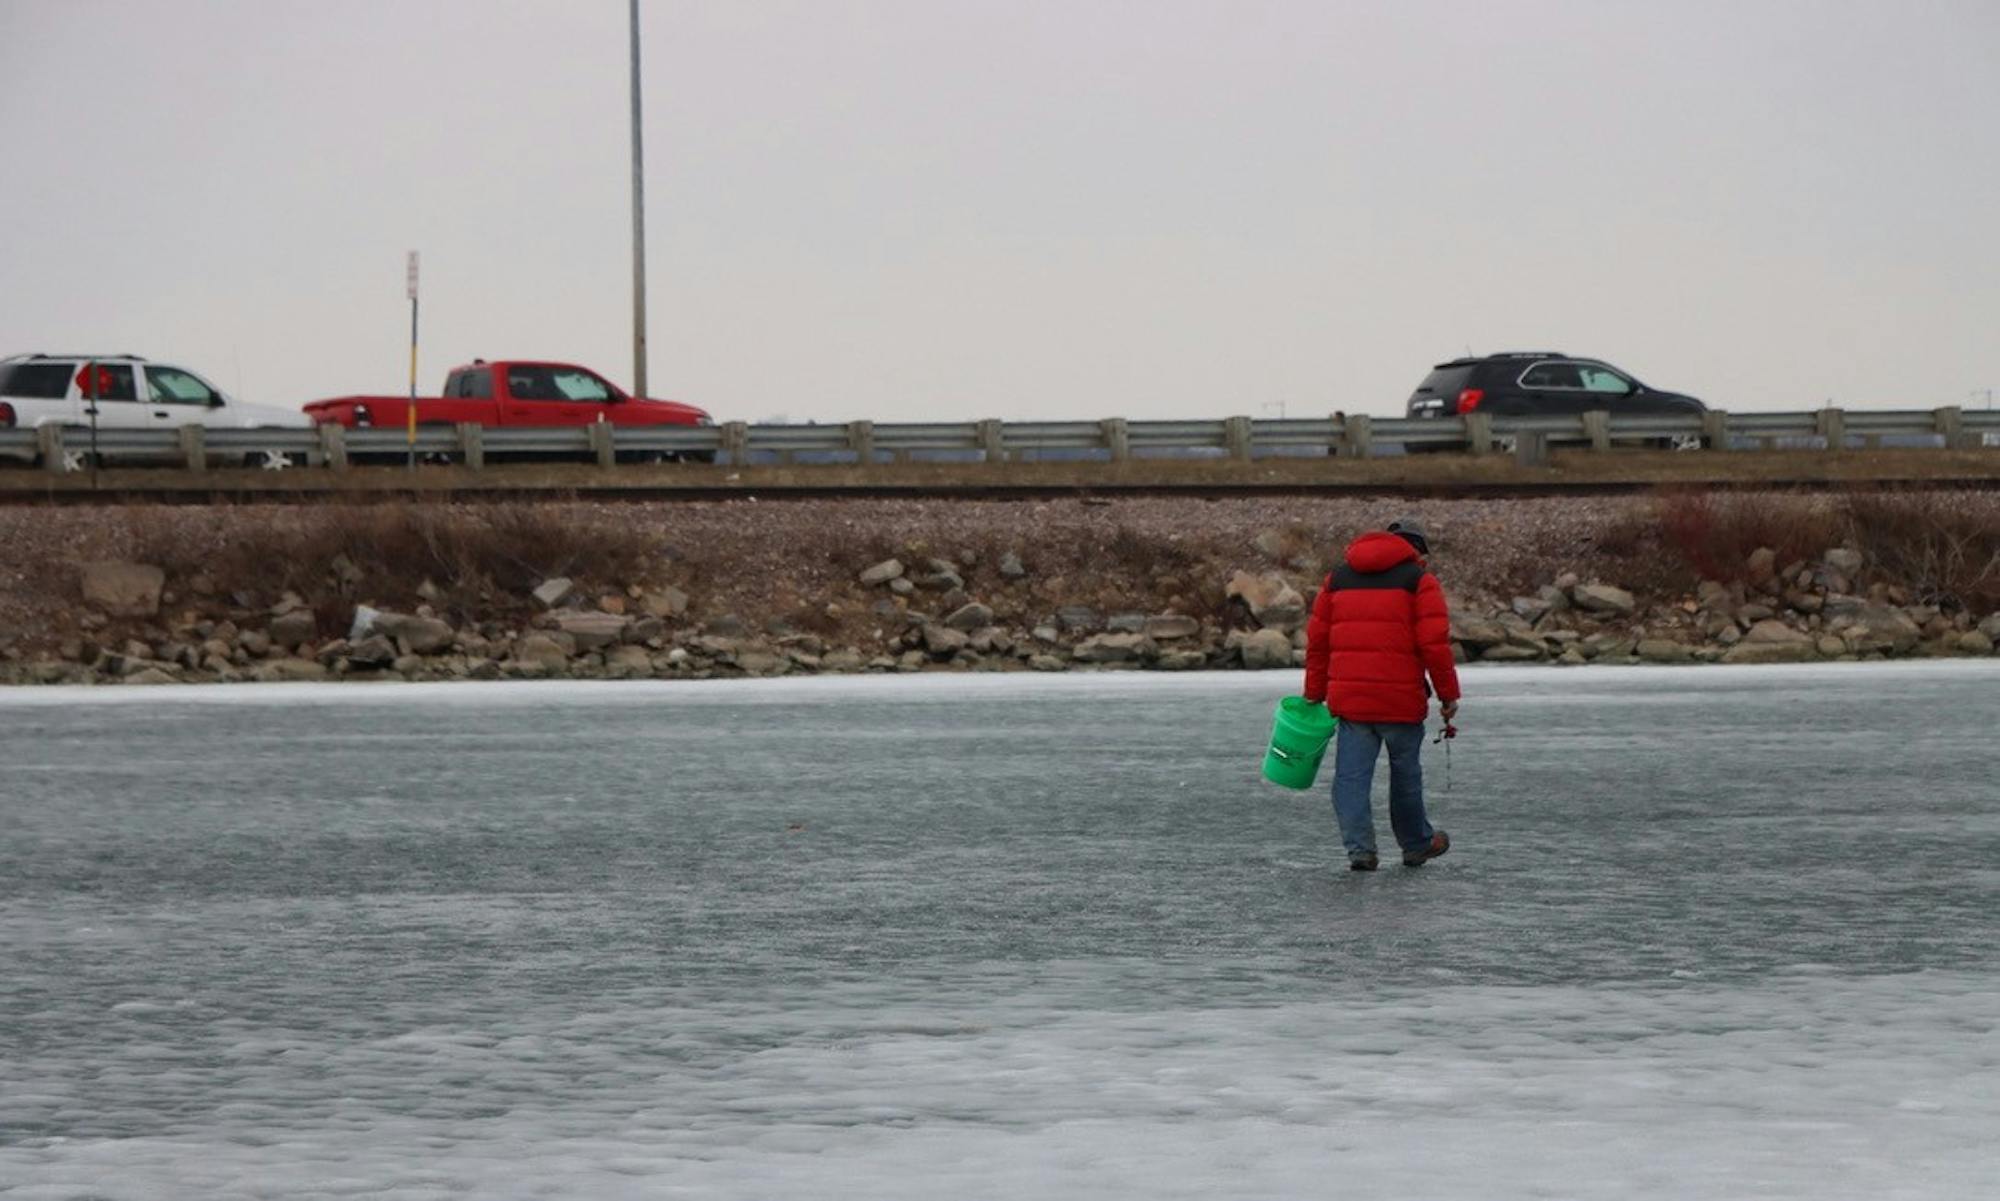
[1572,584,1636,616]
[1636,638,1694,663]
[373,612,456,655]
[945,602,995,632]
[1144,614,1201,640]
[921,625,970,656]
[859,559,904,586]
[515,633,573,671]
[1237,628,1293,670]
[605,645,654,676]
[1824,547,1864,577]
[999,551,1027,579]
[1056,605,1104,633]
[1723,641,1816,664]
[1746,547,1778,589]
[1511,595,1553,623]
[344,636,396,668]
[1073,633,1153,663]
[81,561,166,618]
[531,577,576,609]
[641,586,690,618]
[254,658,330,683]
[556,612,628,650]
[1450,616,1508,649]
[1744,619,1813,646]
[1226,570,1306,631]
[269,609,318,650]
[1848,606,1922,654]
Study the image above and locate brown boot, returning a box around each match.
[1402,829,1449,867]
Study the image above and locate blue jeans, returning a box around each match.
[1330,721,1433,860]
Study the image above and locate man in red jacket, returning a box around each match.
[1302,516,1461,871]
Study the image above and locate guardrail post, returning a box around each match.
[721,421,749,466]
[1933,406,1967,450]
[1099,418,1129,462]
[1463,412,1494,456]
[178,425,206,473]
[979,419,1008,463]
[317,423,348,472]
[1702,410,1730,451]
[1224,416,1252,462]
[39,425,66,474]
[1514,431,1549,467]
[590,421,616,468]
[457,422,484,471]
[847,420,875,465]
[1816,408,1846,451]
[1338,413,1372,459]
[1581,410,1611,452]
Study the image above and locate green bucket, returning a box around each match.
[1261,697,1339,790]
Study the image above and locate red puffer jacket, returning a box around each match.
[1302,531,1461,725]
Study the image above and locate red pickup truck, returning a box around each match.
[305,359,714,460]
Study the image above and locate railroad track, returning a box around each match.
[2,448,1997,505]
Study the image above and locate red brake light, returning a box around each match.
[1455,388,1484,414]
[0,402,14,428]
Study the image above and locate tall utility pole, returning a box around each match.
[628,0,649,400]
[407,251,421,470]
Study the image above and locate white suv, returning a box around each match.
[0,353,311,468]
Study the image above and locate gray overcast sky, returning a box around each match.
[2,0,1995,421]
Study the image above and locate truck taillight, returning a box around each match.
[0,402,14,428]
[1455,388,1485,415]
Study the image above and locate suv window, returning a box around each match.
[1415,366,1473,397]
[1576,364,1635,395]
[1519,362,1584,390]
[0,362,74,399]
[146,366,217,405]
[78,364,138,401]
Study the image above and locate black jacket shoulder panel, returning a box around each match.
[1329,560,1424,594]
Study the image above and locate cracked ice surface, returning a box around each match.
[1,664,1996,1198]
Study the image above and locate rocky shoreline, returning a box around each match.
[10,521,1997,686]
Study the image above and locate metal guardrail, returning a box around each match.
[1,407,1995,473]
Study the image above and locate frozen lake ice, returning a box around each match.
[2,663,1996,1199]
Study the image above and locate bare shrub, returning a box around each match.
[1655,489,1840,582]
[1842,491,2000,612]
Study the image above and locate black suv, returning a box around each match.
[1405,352,1705,438]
